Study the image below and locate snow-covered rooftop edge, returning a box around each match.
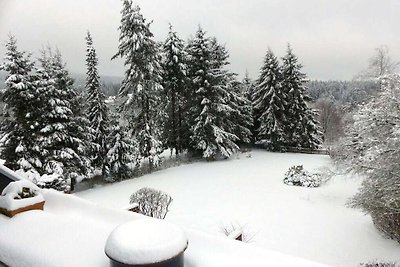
[0,189,329,267]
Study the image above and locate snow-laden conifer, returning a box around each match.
[34,48,92,191]
[105,123,138,181]
[186,29,239,159]
[161,24,188,155]
[281,44,321,149]
[228,79,253,145]
[0,35,39,173]
[85,31,109,172]
[252,49,287,151]
[112,1,163,171]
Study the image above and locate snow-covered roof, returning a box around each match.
[0,189,328,267]
[0,164,21,192]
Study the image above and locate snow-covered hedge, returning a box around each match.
[283,165,321,188]
[15,169,71,193]
[130,187,173,219]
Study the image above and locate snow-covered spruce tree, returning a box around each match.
[112,1,163,171]
[241,71,256,142]
[161,24,188,155]
[281,44,321,149]
[0,35,41,174]
[227,78,253,145]
[34,48,92,192]
[186,29,239,159]
[85,31,109,172]
[105,122,138,182]
[334,74,400,243]
[209,39,252,146]
[252,48,287,151]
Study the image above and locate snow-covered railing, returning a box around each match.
[0,164,22,192]
[227,229,243,241]
[123,202,139,213]
[285,147,329,155]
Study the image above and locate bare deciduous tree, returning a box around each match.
[314,99,344,144]
[357,45,399,80]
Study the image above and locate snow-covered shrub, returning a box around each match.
[129,187,173,219]
[335,75,400,243]
[360,261,399,267]
[221,223,255,243]
[15,169,71,193]
[283,165,321,188]
[36,174,71,193]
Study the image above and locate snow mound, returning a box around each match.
[0,180,44,211]
[105,219,188,264]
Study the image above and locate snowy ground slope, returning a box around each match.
[76,150,400,267]
[0,190,327,267]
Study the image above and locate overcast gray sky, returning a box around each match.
[1,0,399,80]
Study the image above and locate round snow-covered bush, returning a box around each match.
[283,165,321,188]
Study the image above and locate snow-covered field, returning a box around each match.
[76,150,400,267]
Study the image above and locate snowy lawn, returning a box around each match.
[76,150,400,267]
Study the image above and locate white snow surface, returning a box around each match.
[76,150,400,266]
[105,219,188,264]
[0,189,327,267]
[0,180,44,211]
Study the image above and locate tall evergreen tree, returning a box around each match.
[0,35,39,173]
[281,44,321,149]
[186,29,239,159]
[85,31,109,172]
[241,71,256,142]
[228,79,253,145]
[161,24,188,155]
[253,48,287,151]
[34,48,92,191]
[112,1,163,171]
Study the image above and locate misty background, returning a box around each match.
[0,0,399,83]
